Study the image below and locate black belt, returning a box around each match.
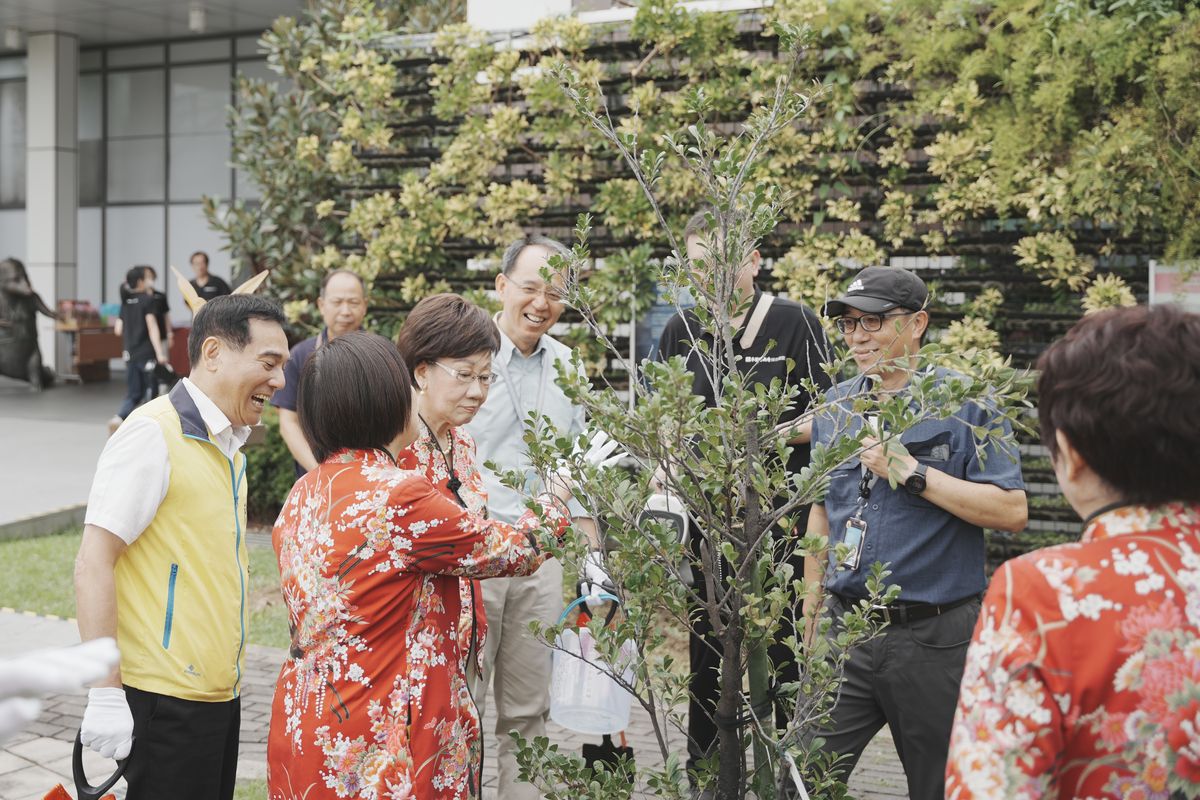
[830,591,978,627]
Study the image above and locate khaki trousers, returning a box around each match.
[477,557,563,800]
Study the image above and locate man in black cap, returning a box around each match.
[803,266,1027,800]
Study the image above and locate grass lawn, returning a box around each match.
[234,779,267,799]
[0,529,290,649]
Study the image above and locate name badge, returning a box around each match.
[839,515,867,571]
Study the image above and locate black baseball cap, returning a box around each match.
[823,266,929,317]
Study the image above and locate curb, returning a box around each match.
[0,504,85,542]
[0,607,77,623]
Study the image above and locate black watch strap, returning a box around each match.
[904,463,928,495]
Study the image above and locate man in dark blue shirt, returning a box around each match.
[272,269,367,475]
[805,266,1027,800]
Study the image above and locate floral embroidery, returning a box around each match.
[267,448,568,799]
[947,502,1200,800]
[398,427,489,674]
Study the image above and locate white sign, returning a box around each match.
[1148,260,1200,313]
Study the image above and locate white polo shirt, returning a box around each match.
[85,378,251,545]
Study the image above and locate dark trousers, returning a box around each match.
[686,507,810,774]
[123,685,241,800]
[117,360,154,419]
[810,593,981,800]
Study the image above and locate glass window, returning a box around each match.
[0,58,26,79]
[0,209,26,263]
[107,137,165,202]
[108,45,164,69]
[78,208,103,306]
[170,64,229,134]
[0,81,26,207]
[236,36,263,59]
[107,70,165,137]
[105,205,164,304]
[170,133,230,200]
[170,39,231,63]
[169,64,231,200]
[79,74,103,206]
[79,50,103,71]
[233,60,280,201]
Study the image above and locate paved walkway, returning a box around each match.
[0,609,907,799]
[0,377,122,536]
[0,377,908,798]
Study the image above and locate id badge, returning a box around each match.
[839,515,867,571]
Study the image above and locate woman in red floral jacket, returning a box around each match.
[946,304,1200,799]
[266,331,593,800]
[395,294,499,692]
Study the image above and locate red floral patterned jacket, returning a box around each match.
[266,448,568,800]
[947,502,1200,799]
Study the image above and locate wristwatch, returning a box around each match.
[904,463,928,495]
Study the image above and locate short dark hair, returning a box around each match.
[683,208,714,242]
[187,294,286,366]
[191,251,209,266]
[499,234,568,276]
[299,331,413,463]
[125,266,149,289]
[395,294,500,378]
[1037,304,1200,506]
[320,269,366,296]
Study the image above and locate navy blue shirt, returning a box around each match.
[811,369,1025,604]
[271,330,327,476]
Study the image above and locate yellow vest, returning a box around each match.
[115,384,249,702]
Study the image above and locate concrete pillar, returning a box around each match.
[26,32,78,375]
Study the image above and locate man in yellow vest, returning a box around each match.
[74,294,289,800]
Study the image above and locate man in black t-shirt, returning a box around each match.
[188,251,231,302]
[143,267,172,396]
[108,266,167,433]
[655,209,834,777]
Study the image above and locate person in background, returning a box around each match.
[465,235,611,800]
[655,209,834,778]
[76,294,289,800]
[946,304,1200,799]
[266,331,617,799]
[107,266,167,434]
[395,294,500,690]
[188,251,231,302]
[142,266,176,397]
[274,269,368,475]
[805,266,1027,800]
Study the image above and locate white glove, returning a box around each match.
[0,638,120,697]
[581,550,615,608]
[0,638,120,743]
[80,687,134,760]
[579,430,625,470]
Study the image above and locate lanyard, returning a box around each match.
[495,344,552,436]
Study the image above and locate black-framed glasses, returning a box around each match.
[835,312,913,334]
[433,361,496,387]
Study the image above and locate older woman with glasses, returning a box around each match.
[395,294,500,686]
[265,331,614,800]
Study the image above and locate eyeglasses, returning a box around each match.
[433,361,496,387]
[516,282,566,304]
[835,312,913,334]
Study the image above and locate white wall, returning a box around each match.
[467,0,571,31]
